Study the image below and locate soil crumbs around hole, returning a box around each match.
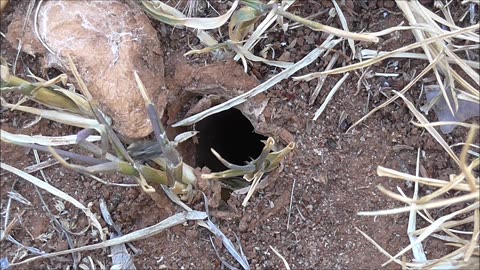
[0,0,472,269]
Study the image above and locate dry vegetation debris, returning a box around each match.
[0,0,479,269]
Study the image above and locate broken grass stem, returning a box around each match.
[173,36,341,127]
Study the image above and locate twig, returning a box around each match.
[286,179,295,231]
[8,211,207,267]
[309,51,339,105]
[173,36,341,127]
[269,246,291,270]
[313,73,350,121]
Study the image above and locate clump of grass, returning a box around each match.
[202,137,295,206]
[357,124,479,268]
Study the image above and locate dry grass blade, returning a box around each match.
[1,129,100,146]
[0,162,105,241]
[0,0,8,14]
[313,72,349,121]
[359,133,478,267]
[142,0,238,30]
[1,99,101,129]
[274,7,379,42]
[173,36,341,127]
[411,121,480,130]
[393,90,461,166]
[358,196,478,216]
[396,0,480,112]
[229,41,293,71]
[377,166,477,192]
[233,0,295,62]
[293,24,479,81]
[331,0,355,57]
[345,51,443,133]
[7,211,207,267]
[360,49,480,69]
[355,227,425,268]
[161,187,250,269]
[407,149,427,262]
[269,245,291,270]
[144,0,217,46]
[309,51,339,105]
[381,203,479,266]
[396,1,454,114]
[465,209,479,262]
[459,127,479,192]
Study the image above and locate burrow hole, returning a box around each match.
[193,108,268,201]
[195,108,267,173]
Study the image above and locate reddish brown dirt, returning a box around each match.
[1,1,476,269]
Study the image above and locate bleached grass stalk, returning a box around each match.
[1,99,102,130]
[161,186,250,270]
[346,52,445,133]
[407,149,427,262]
[174,36,341,127]
[293,24,479,81]
[233,0,295,62]
[274,7,379,42]
[411,121,480,130]
[358,123,478,268]
[313,73,349,121]
[144,0,217,46]
[270,246,291,270]
[393,90,461,166]
[377,166,477,192]
[1,129,100,146]
[382,203,478,267]
[7,210,207,267]
[309,51,339,105]
[142,0,239,30]
[331,0,355,57]
[360,49,480,69]
[396,1,480,113]
[356,228,426,268]
[0,163,105,241]
[396,1,455,114]
[187,41,294,71]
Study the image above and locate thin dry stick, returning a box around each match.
[8,211,207,267]
[377,166,475,192]
[332,0,355,57]
[346,51,445,133]
[392,90,461,166]
[275,7,379,42]
[459,127,479,192]
[233,0,296,62]
[313,73,350,121]
[173,36,341,127]
[408,148,427,262]
[0,162,105,241]
[270,246,291,270]
[309,51,339,105]
[358,195,478,216]
[355,227,424,268]
[381,203,479,266]
[286,178,295,231]
[294,24,479,81]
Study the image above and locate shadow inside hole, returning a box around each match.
[195,108,267,173]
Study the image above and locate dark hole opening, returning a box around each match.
[195,108,267,173]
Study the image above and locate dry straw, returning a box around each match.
[353,1,479,267]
